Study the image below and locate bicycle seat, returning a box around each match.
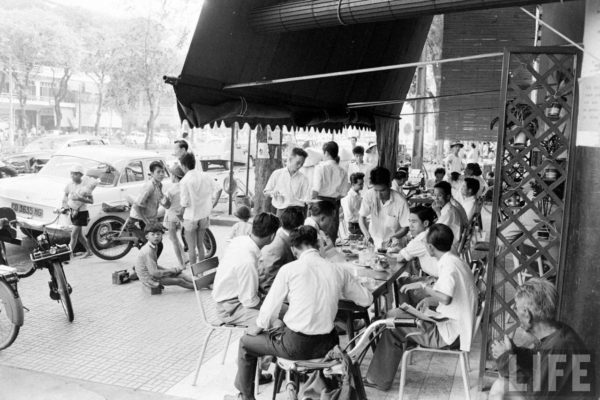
[101,203,130,213]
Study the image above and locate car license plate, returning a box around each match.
[11,203,43,218]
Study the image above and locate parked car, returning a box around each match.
[195,136,256,170]
[0,146,171,240]
[0,160,18,178]
[3,134,108,174]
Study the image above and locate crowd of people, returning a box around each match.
[59,137,593,400]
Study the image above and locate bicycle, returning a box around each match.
[88,203,217,261]
[0,209,75,350]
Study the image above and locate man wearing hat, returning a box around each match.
[135,222,197,290]
[445,141,464,175]
[62,164,96,258]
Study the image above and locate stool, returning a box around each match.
[142,284,163,295]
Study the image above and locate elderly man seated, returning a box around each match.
[489,278,595,400]
[365,224,477,391]
[212,213,280,327]
[257,206,305,294]
[226,226,372,400]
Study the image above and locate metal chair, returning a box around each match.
[188,257,261,393]
[398,264,487,400]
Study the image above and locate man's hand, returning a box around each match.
[400,282,424,293]
[491,335,513,359]
[246,326,264,336]
[432,202,442,214]
[416,297,433,313]
[269,319,284,331]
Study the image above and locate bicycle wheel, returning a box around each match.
[203,229,217,258]
[0,280,22,349]
[52,263,74,322]
[88,216,134,260]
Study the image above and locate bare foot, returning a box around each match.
[81,252,93,259]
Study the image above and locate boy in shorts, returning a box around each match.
[62,164,95,258]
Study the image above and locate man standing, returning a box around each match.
[263,148,310,217]
[62,164,95,257]
[347,146,372,185]
[312,141,350,243]
[212,213,280,327]
[365,224,477,391]
[173,139,189,161]
[128,161,166,244]
[359,167,410,249]
[179,152,216,264]
[445,141,464,174]
[341,172,364,236]
[228,226,372,400]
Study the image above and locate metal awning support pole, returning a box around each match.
[246,126,251,196]
[228,123,236,215]
[223,52,503,90]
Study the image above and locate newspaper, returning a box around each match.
[399,303,448,323]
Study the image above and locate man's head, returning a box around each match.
[149,161,166,182]
[370,167,392,202]
[322,141,339,161]
[290,225,320,257]
[280,206,305,232]
[144,222,166,245]
[393,170,408,187]
[434,167,446,181]
[350,172,365,193]
[234,205,251,222]
[70,164,85,183]
[251,212,280,248]
[433,181,452,208]
[513,278,557,332]
[471,143,476,149]
[408,206,436,237]
[308,200,336,231]
[464,162,482,177]
[449,172,461,182]
[461,177,480,198]
[171,165,185,183]
[450,141,463,155]
[173,139,189,159]
[179,152,196,172]
[352,145,365,164]
[350,137,357,147]
[425,223,454,257]
[287,147,308,173]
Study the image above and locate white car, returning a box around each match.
[0,146,171,240]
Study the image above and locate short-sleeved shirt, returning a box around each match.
[445,153,463,174]
[64,176,97,211]
[130,180,163,222]
[164,182,182,223]
[398,230,438,277]
[359,189,410,248]
[347,162,373,185]
[437,202,463,248]
[135,242,160,286]
[341,189,362,224]
[433,252,477,351]
[263,167,310,209]
[313,160,350,198]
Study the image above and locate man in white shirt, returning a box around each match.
[432,181,464,249]
[466,143,480,164]
[304,201,336,257]
[445,141,464,174]
[263,148,310,217]
[365,224,477,390]
[212,213,280,327]
[229,226,372,400]
[341,172,364,236]
[312,141,350,243]
[359,167,410,249]
[347,146,372,185]
[179,153,217,264]
[458,177,480,221]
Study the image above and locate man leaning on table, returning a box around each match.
[226,226,372,400]
[365,223,477,391]
[358,166,410,249]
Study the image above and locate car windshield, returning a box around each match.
[39,155,118,186]
[23,136,73,152]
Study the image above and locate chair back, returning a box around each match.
[189,257,219,327]
[471,259,487,338]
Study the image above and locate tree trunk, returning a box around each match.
[253,125,283,214]
[53,68,72,131]
[94,83,104,136]
[54,102,63,130]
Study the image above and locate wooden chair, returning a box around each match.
[188,257,262,396]
[398,263,487,400]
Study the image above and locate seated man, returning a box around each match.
[135,223,196,290]
[212,213,280,327]
[432,181,464,250]
[490,278,595,400]
[391,169,408,194]
[340,172,365,236]
[229,226,373,400]
[427,167,446,189]
[258,206,305,294]
[395,206,439,305]
[365,224,477,391]
[459,177,480,221]
[304,200,336,256]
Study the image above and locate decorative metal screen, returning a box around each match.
[478,47,579,385]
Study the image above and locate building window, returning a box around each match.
[40,82,53,98]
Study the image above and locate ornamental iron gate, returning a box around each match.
[478,47,579,386]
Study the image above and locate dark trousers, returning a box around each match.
[348,222,362,236]
[235,326,338,399]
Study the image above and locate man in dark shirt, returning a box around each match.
[490,278,595,399]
